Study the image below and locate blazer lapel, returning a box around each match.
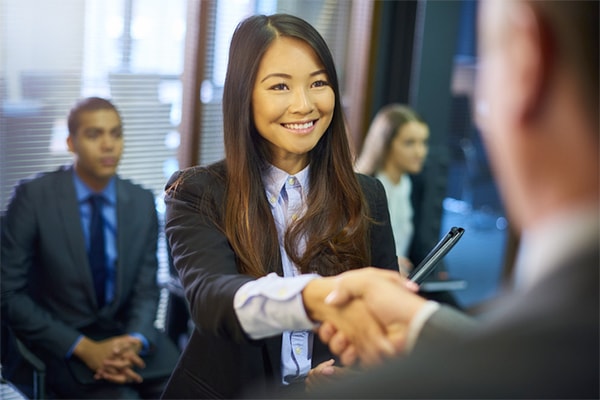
[113,177,132,307]
[55,168,97,305]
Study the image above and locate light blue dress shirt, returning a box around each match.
[233,164,320,385]
[73,169,118,303]
[68,167,148,357]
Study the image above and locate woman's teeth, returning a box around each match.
[284,121,314,130]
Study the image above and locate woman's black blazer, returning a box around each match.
[161,160,397,399]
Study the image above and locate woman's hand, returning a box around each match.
[306,268,424,366]
[305,359,360,392]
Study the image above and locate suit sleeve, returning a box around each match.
[121,187,162,346]
[1,180,83,358]
[164,168,255,343]
[412,305,478,354]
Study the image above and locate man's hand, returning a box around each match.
[324,267,423,328]
[305,268,425,366]
[74,335,145,384]
[304,274,398,366]
[95,335,146,384]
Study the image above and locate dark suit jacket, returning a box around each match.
[375,171,460,307]
[1,165,178,389]
[408,172,443,266]
[161,160,397,399]
[371,171,444,270]
[315,239,599,398]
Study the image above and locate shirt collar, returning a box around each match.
[513,207,600,291]
[262,163,310,206]
[72,166,117,205]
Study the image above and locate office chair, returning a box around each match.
[0,323,46,399]
[0,216,46,399]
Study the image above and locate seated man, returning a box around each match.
[1,96,179,398]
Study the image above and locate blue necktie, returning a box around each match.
[88,194,107,307]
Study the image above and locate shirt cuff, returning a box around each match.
[234,272,321,339]
[404,300,440,353]
[66,335,84,359]
[128,332,150,356]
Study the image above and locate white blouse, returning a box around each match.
[376,172,414,257]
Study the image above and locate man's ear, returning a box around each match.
[508,1,553,123]
[66,134,75,153]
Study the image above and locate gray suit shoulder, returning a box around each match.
[413,304,478,354]
[5,166,73,205]
[14,165,71,187]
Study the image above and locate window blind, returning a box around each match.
[0,0,188,328]
[1,0,186,214]
[1,0,370,209]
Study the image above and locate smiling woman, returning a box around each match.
[252,37,335,174]
[252,36,335,174]
[161,13,398,399]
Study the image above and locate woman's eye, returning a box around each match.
[312,80,329,88]
[271,83,288,90]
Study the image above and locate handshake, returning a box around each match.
[302,267,427,367]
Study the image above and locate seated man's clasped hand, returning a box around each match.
[89,335,146,384]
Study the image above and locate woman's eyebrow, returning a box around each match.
[260,69,327,83]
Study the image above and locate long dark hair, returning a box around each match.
[222,13,370,277]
